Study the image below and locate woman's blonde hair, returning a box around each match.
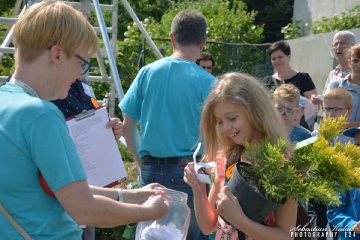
[200,72,288,163]
[13,1,99,62]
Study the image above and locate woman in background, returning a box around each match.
[262,41,320,130]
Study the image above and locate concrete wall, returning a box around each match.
[294,0,359,36]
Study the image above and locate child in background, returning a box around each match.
[273,84,312,143]
[312,88,354,240]
[314,88,354,144]
[184,72,297,240]
[326,110,360,240]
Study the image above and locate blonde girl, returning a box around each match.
[184,72,297,240]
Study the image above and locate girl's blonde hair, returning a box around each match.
[13,1,99,62]
[200,72,288,162]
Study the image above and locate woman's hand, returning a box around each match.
[183,162,200,190]
[217,186,246,227]
[142,195,170,220]
[106,118,123,140]
[133,183,168,204]
[310,94,323,105]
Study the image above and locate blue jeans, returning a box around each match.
[140,161,200,240]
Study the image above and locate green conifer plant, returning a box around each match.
[241,116,360,205]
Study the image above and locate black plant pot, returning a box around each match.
[220,162,285,225]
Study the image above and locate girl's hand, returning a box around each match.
[217,186,246,226]
[183,162,200,189]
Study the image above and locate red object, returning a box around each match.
[39,172,56,198]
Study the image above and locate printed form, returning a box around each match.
[66,107,127,187]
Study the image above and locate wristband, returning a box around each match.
[117,188,123,202]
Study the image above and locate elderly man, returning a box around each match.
[323,31,357,94]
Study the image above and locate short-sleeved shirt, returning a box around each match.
[289,125,312,143]
[323,66,351,95]
[326,75,360,122]
[0,83,87,239]
[119,57,215,159]
[262,72,316,96]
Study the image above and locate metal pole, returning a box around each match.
[92,0,125,102]
[0,5,26,60]
[121,0,163,59]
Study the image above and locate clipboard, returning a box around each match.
[66,107,127,188]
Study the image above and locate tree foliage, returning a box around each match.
[282,5,360,40]
[119,0,264,82]
[281,20,302,40]
[309,5,360,35]
[241,0,294,43]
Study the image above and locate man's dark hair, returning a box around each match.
[268,41,291,57]
[196,53,215,67]
[171,9,207,46]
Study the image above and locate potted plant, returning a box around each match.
[221,116,360,224]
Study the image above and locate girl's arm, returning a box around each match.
[184,162,219,234]
[218,187,297,240]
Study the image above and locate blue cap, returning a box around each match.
[343,127,360,138]
[299,97,305,109]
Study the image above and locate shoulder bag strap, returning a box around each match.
[272,76,280,88]
[0,204,33,240]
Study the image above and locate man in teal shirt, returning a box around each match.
[120,9,215,240]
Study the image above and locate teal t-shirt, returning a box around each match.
[120,57,215,158]
[0,83,87,239]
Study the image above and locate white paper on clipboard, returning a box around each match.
[66,107,127,187]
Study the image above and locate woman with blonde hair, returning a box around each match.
[0,2,169,239]
[184,72,297,240]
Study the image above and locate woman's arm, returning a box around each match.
[217,187,297,240]
[89,183,165,204]
[55,180,170,227]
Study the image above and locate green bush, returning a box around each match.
[281,20,302,40]
[309,5,360,35]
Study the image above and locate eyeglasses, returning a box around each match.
[333,41,349,48]
[202,66,213,70]
[75,54,92,75]
[322,107,348,113]
[276,107,295,114]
